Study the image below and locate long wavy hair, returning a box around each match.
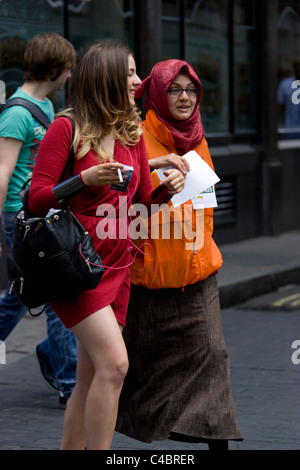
[59,39,142,161]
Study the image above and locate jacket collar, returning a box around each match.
[144,109,177,153]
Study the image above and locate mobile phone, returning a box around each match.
[111,165,133,192]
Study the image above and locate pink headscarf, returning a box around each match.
[135,59,205,155]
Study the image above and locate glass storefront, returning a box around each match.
[68,0,134,53]
[0,0,299,139]
[0,0,135,110]
[1,0,300,263]
[278,0,300,138]
[184,0,230,134]
[0,0,63,105]
[161,0,257,135]
[0,0,258,133]
[233,0,257,133]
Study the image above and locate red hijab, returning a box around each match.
[135,59,205,155]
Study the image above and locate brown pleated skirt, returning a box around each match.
[116,275,243,443]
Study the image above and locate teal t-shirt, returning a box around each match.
[0,88,54,212]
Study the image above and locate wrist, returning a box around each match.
[80,169,90,186]
[149,158,159,170]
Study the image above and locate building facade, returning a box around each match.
[0,0,300,287]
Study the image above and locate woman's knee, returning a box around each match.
[93,351,128,390]
[109,354,129,387]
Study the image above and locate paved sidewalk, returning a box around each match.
[1,230,300,451]
[217,230,300,307]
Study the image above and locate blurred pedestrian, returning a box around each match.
[0,33,77,407]
[27,40,184,449]
[278,56,300,137]
[116,59,243,450]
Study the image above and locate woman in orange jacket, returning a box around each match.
[116,60,243,450]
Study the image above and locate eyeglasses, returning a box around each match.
[167,87,199,97]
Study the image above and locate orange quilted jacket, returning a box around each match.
[130,109,223,289]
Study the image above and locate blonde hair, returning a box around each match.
[59,40,142,162]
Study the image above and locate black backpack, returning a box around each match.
[0,97,51,129]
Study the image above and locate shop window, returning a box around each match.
[162,0,257,135]
[0,0,63,108]
[183,0,228,134]
[68,0,134,52]
[0,0,135,110]
[233,0,257,133]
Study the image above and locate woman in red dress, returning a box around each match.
[28,40,184,450]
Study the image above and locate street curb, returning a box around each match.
[219,265,300,308]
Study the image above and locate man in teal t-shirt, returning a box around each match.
[0,33,77,408]
[0,87,54,212]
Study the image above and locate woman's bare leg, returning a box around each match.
[60,341,94,449]
[60,306,128,450]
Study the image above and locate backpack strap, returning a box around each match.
[51,116,85,204]
[55,115,75,176]
[18,115,76,211]
[0,97,51,129]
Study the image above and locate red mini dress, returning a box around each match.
[28,117,167,328]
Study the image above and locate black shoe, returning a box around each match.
[169,432,201,443]
[59,393,70,409]
[207,439,229,451]
[35,344,59,392]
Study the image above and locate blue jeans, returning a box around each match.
[0,211,77,398]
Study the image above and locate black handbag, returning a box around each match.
[7,117,104,315]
